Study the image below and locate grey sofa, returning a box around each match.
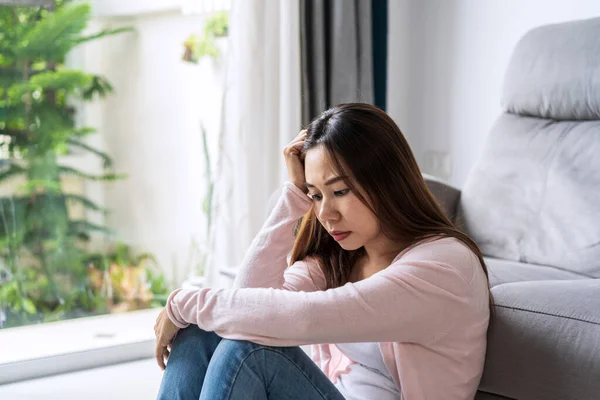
[425,17,600,400]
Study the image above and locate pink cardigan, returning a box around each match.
[167,182,490,399]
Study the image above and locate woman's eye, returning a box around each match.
[309,189,348,201]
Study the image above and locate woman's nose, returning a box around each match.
[318,199,339,221]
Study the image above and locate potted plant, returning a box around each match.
[86,242,169,314]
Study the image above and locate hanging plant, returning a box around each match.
[182,11,229,64]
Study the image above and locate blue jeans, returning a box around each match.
[156,325,346,399]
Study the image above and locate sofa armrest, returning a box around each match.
[423,173,461,222]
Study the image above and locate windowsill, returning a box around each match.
[0,307,160,385]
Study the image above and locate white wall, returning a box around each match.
[74,10,225,285]
[388,0,600,187]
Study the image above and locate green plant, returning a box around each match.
[197,123,214,277]
[0,1,133,327]
[182,11,229,64]
[85,242,170,313]
[178,12,229,280]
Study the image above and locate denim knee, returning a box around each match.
[216,339,265,356]
[211,339,275,371]
[173,325,221,350]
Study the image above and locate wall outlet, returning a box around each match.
[423,150,452,180]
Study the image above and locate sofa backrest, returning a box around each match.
[458,17,600,278]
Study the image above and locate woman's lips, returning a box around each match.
[331,231,351,241]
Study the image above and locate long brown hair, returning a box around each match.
[290,103,491,300]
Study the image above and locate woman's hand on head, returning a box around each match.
[154,308,181,371]
[283,130,308,193]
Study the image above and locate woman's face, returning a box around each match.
[304,145,380,251]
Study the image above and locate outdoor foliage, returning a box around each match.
[0,1,169,328]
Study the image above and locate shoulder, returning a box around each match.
[393,236,482,285]
[403,236,477,263]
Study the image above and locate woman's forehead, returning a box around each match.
[304,147,340,183]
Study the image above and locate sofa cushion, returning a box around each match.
[484,257,589,288]
[423,174,461,222]
[459,112,600,278]
[502,17,600,120]
[479,280,600,400]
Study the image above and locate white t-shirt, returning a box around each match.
[334,342,400,400]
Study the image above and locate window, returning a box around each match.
[0,0,229,380]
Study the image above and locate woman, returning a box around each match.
[155,103,491,400]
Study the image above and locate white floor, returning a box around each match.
[0,358,163,400]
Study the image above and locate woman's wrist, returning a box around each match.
[292,181,308,194]
[285,181,311,201]
[165,289,191,329]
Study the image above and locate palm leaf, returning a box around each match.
[15,3,91,62]
[62,193,107,214]
[81,75,113,100]
[69,127,96,137]
[8,69,92,100]
[0,162,27,183]
[68,219,112,236]
[0,104,26,125]
[59,165,126,181]
[67,137,113,168]
[29,103,75,146]
[0,66,25,90]
[19,179,62,194]
[73,27,134,46]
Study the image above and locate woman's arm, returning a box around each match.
[232,182,312,289]
[167,239,488,346]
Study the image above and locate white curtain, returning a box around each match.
[205,0,302,286]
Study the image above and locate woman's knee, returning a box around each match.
[215,339,263,356]
[172,325,221,351]
[214,340,303,362]
[204,340,272,385]
[209,339,272,369]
